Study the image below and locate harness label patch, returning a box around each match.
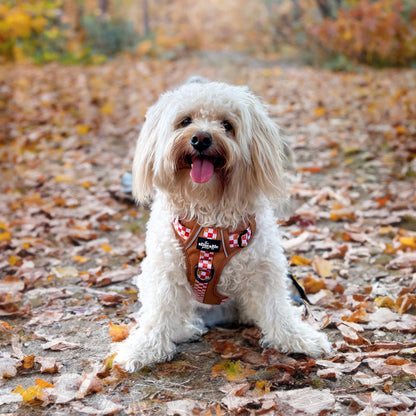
[197,237,221,252]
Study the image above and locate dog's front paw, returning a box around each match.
[295,329,332,357]
[112,333,176,373]
[113,345,145,373]
[263,324,332,358]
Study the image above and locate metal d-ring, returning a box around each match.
[238,230,248,248]
[194,265,214,283]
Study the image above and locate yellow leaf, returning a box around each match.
[101,243,112,253]
[211,360,255,382]
[8,255,19,266]
[76,124,90,135]
[100,102,114,115]
[253,380,271,396]
[12,384,43,404]
[312,256,332,278]
[375,296,395,309]
[379,226,394,235]
[0,222,9,230]
[384,243,395,254]
[290,254,311,266]
[82,182,91,188]
[31,16,47,33]
[0,231,11,242]
[54,175,74,183]
[399,236,416,249]
[395,125,407,135]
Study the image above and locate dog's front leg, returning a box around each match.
[237,276,331,357]
[113,263,200,372]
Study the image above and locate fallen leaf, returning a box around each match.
[290,254,311,266]
[303,275,326,294]
[34,356,61,373]
[375,296,395,309]
[12,384,44,405]
[337,323,371,346]
[42,338,81,351]
[211,360,255,382]
[76,372,103,398]
[108,322,130,342]
[0,356,20,378]
[312,256,332,278]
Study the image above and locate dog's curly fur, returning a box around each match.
[113,79,331,372]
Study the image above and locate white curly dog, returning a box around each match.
[114,78,331,372]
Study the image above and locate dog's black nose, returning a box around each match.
[190,131,212,153]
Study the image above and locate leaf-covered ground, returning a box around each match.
[1,54,415,415]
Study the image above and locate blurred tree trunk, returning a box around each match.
[315,0,334,19]
[98,0,109,15]
[143,0,150,36]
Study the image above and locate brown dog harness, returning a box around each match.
[172,216,256,305]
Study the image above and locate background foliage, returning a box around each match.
[0,0,415,67]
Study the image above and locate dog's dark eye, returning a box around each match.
[222,120,233,132]
[180,117,192,128]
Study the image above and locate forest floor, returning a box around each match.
[0,53,416,415]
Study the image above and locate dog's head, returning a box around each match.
[132,79,286,219]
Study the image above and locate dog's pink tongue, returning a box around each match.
[190,157,214,183]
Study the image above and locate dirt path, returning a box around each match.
[0,55,415,415]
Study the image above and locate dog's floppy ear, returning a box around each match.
[132,100,164,203]
[248,97,286,202]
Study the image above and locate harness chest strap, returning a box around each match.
[172,216,256,305]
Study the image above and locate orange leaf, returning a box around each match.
[385,356,410,366]
[342,307,368,323]
[35,378,54,388]
[297,165,323,173]
[101,243,112,253]
[72,255,90,264]
[109,323,130,342]
[22,355,35,369]
[395,294,416,314]
[376,196,390,208]
[314,107,326,117]
[330,208,356,221]
[303,275,326,294]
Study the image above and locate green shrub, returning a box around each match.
[82,15,138,57]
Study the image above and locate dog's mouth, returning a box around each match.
[184,154,225,184]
